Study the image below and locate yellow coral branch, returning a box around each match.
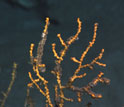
[80,49,106,69]
[91,49,106,67]
[52,18,82,64]
[67,18,82,45]
[27,78,40,87]
[52,43,61,60]
[74,23,98,75]
[28,72,46,96]
[71,57,80,64]
[69,73,86,84]
[30,43,34,57]
[43,17,50,34]
[57,34,66,47]
[77,92,82,102]
[35,68,53,107]
[80,23,98,63]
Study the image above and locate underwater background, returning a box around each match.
[0,0,124,107]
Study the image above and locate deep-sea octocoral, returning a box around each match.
[27,17,110,107]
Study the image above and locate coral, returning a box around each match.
[27,17,110,107]
[0,63,17,107]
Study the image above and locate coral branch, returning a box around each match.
[0,62,17,107]
[67,18,82,45]
[29,17,50,73]
[28,72,46,96]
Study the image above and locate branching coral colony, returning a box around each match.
[27,17,110,107]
